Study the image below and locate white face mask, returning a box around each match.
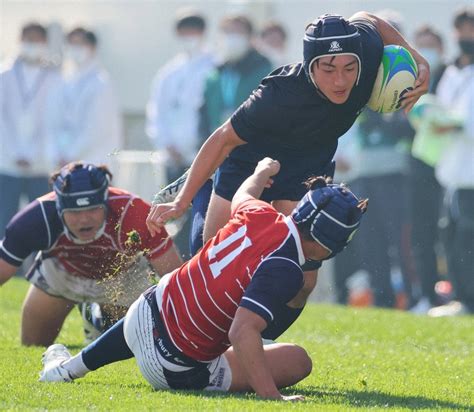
[259,44,287,68]
[67,45,92,67]
[178,35,202,55]
[419,47,441,70]
[20,42,47,63]
[220,33,250,62]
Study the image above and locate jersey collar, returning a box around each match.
[284,216,306,266]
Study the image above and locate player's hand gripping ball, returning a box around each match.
[367,45,418,113]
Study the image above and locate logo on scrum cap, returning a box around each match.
[329,40,342,52]
[76,197,90,206]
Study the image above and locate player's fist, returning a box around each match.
[255,157,281,177]
[146,201,187,237]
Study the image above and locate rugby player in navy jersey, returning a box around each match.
[39,157,368,401]
[146,12,430,319]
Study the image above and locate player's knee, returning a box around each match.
[291,344,313,379]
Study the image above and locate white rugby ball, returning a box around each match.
[367,45,418,113]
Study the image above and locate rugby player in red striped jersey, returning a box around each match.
[0,162,181,346]
[39,158,367,401]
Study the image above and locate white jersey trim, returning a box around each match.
[39,201,52,248]
[241,297,274,321]
[284,216,306,265]
[0,241,23,263]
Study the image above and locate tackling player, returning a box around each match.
[0,162,181,346]
[39,158,368,401]
[146,11,429,314]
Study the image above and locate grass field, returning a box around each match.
[1,277,473,411]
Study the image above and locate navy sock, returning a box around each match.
[189,179,213,255]
[81,318,133,371]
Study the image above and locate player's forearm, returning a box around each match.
[175,121,244,207]
[360,12,424,63]
[233,169,271,204]
[0,259,17,286]
[229,325,282,399]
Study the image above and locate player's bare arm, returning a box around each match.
[228,307,305,401]
[231,158,281,214]
[146,120,246,236]
[0,259,17,286]
[351,11,430,113]
[148,245,182,275]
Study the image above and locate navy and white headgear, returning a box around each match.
[303,14,363,87]
[52,162,110,215]
[292,178,368,259]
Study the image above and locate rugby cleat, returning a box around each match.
[152,170,190,205]
[39,344,75,382]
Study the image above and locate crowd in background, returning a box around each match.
[0,7,472,316]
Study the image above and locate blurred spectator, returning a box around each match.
[146,10,214,182]
[0,22,61,237]
[50,27,122,168]
[146,10,215,259]
[343,10,416,309]
[408,25,447,314]
[199,14,272,137]
[429,8,474,317]
[258,21,288,69]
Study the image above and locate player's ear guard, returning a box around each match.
[52,162,110,214]
[303,14,363,85]
[292,177,368,259]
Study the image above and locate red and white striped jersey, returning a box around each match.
[0,187,172,279]
[159,199,305,361]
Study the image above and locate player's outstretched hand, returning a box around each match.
[401,55,430,114]
[146,201,188,237]
[281,394,305,402]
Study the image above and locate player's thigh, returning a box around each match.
[224,343,312,392]
[203,192,231,243]
[21,284,75,346]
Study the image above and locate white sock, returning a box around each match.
[62,353,90,379]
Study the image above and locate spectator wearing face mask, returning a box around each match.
[49,27,122,169]
[258,21,288,69]
[146,10,215,259]
[407,26,448,314]
[0,22,62,237]
[429,8,474,317]
[199,15,272,138]
[146,10,215,183]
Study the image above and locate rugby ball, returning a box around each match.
[367,45,418,113]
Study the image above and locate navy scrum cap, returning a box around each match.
[292,180,368,259]
[53,163,109,214]
[303,14,363,86]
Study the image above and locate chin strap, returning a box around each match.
[63,220,106,245]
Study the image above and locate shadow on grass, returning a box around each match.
[73,381,469,409]
[286,386,470,410]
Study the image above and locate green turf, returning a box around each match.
[0,277,473,411]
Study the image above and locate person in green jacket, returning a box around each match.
[199,15,272,138]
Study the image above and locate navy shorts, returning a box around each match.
[214,156,336,202]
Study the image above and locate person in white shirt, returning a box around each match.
[430,8,474,317]
[146,11,214,183]
[50,27,122,169]
[0,22,62,236]
[146,11,214,258]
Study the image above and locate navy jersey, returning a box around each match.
[230,18,383,165]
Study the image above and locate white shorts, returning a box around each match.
[123,276,232,392]
[27,255,154,307]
